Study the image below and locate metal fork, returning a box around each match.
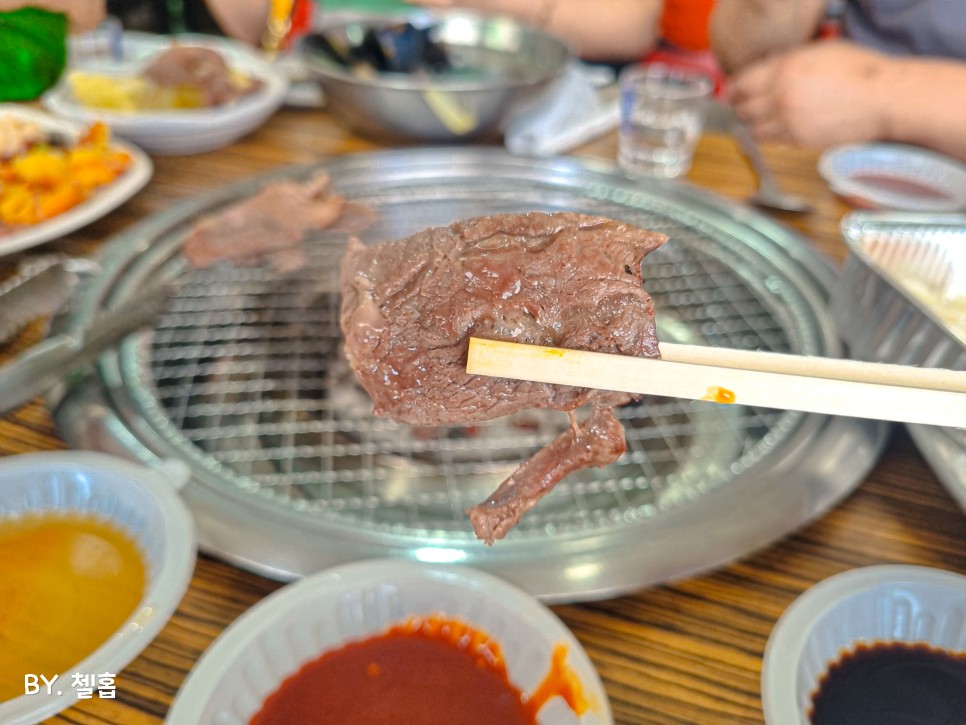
[732,119,813,214]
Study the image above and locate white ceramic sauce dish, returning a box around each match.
[167,558,612,725]
[761,565,966,724]
[0,451,197,725]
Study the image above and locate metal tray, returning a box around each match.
[51,149,886,602]
[832,212,966,512]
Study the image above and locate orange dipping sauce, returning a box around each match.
[0,512,146,702]
[250,615,588,725]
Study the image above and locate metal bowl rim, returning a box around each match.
[299,11,573,92]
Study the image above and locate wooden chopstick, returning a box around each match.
[466,337,966,428]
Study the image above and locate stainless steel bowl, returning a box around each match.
[299,12,572,142]
[831,212,966,513]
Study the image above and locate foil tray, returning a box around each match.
[50,149,887,602]
[832,212,966,512]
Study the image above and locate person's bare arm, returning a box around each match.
[730,41,966,162]
[0,0,105,32]
[408,0,663,61]
[879,57,966,162]
[204,0,270,46]
[710,0,825,73]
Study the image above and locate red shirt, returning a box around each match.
[660,0,716,52]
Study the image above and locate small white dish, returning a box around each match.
[0,104,152,257]
[0,451,197,725]
[818,143,966,212]
[167,559,612,724]
[43,32,288,156]
[761,565,966,725]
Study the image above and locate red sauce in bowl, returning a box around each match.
[848,173,952,202]
[250,615,589,725]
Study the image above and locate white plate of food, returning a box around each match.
[0,104,152,257]
[166,559,612,724]
[818,143,966,212]
[43,32,288,155]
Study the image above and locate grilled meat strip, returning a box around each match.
[339,211,666,542]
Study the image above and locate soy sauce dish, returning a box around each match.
[761,565,966,725]
[166,559,612,725]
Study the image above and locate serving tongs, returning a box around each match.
[467,337,966,429]
[0,257,170,413]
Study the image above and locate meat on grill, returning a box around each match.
[339,212,667,543]
[183,172,373,271]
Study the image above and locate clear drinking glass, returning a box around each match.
[618,63,713,180]
[68,15,124,66]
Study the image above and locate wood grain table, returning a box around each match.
[3,108,964,725]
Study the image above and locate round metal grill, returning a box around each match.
[55,150,885,600]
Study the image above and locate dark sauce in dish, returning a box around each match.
[809,642,966,724]
[250,615,588,725]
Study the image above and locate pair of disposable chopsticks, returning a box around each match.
[466,337,966,429]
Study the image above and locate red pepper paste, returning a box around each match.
[250,614,589,725]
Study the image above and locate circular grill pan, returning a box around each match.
[53,150,887,602]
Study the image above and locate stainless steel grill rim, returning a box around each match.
[51,150,886,598]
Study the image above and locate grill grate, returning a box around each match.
[127,174,818,541]
[53,151,892,596]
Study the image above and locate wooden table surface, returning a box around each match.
[3,108,965,725]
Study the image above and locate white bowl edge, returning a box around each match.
[167,558,612,725]
[818,143,966,212]
[0,451,197,725]
[761,565,966,725]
